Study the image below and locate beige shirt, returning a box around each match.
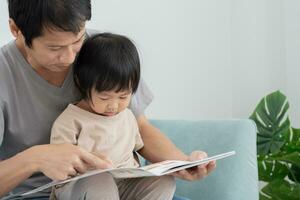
[50,104,144,168]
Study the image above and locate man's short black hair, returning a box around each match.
[73,33,141,100]
[8,0,91,47]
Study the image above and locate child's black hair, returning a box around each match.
[73,33,140,100]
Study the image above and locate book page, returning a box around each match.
[17,150,236,197]
[141,151,236,176]
[160,150,236,175]
[140,160,190,175]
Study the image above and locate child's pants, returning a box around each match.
[54,172,176,200]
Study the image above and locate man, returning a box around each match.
[0,0,216,199]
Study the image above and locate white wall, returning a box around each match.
[0,2,13,43]
[231,0,286,118]
[284,0,300,127]
[1,1,299,124]
[87,0,233,120]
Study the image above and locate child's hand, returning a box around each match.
[171,151,216,181]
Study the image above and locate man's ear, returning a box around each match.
[8,18,22,38]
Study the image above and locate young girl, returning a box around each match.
[50,33,175,199]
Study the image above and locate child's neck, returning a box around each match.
[76,100,94,113]
[76,100,109,117]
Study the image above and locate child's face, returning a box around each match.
[89,89,132,116]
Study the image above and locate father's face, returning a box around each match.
[23,27,86,72]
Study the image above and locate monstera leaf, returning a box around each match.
[257,155,289,182]
[250,91,300,199]
[250,91,290,155]
[277,151,300,167]
[285,128,300,183]
[288,165,300,183]
[260,179,300,200]
[284,128,300,153]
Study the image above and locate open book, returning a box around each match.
[17,151,235,197]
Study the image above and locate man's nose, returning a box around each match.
[59,46,77,64]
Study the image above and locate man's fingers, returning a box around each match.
[189,151,207,161]
[172,170,197,181]
[179,170,196,181]
[92,152,113,166]
[73,161,87,174]
[80,151,113,169]
[207,161,216,174]
[64,166,77,179]
[171,151,216,181]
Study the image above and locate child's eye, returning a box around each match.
[119,96,128,99]
[99,97,109,101]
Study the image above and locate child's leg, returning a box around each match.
[117,175,176,200]
[54,172,119,200]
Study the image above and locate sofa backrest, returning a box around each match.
[149,119,259,200]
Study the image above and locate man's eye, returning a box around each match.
[49,48,61,51]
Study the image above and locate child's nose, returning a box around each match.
[107,103,118,111]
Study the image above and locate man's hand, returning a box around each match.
[171,151,216,181]
[24,143,113,181]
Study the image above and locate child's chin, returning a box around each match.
[103,112,118,116]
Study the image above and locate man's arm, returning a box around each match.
[0,151,35,197]
[0,144,112,198]
[137,115,216,181]
[137,115,187,162]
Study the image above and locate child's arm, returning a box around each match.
[50,113,79,145]
[126,109,144,151]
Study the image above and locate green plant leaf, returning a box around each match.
[260,179,300,200]
[251,91,300,198]
[257,158,289,182]
[259,192,272,200]
[287,128,300,144]
[288,165,300,183]
[250,91,290,155]
[282,128,300,154]
[277,151,300,167]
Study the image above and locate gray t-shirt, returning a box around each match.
[0,31,153,195]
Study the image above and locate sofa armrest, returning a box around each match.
[150,119,259,200]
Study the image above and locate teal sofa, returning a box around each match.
[149,119,259,200]
[2,119,258,200]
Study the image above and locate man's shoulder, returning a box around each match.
[0,41,18,72]
[0,41,17,92]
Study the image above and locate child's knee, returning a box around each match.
[159,175,176,192]
[55,173,119,200]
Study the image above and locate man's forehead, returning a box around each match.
[38,26,86,45]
